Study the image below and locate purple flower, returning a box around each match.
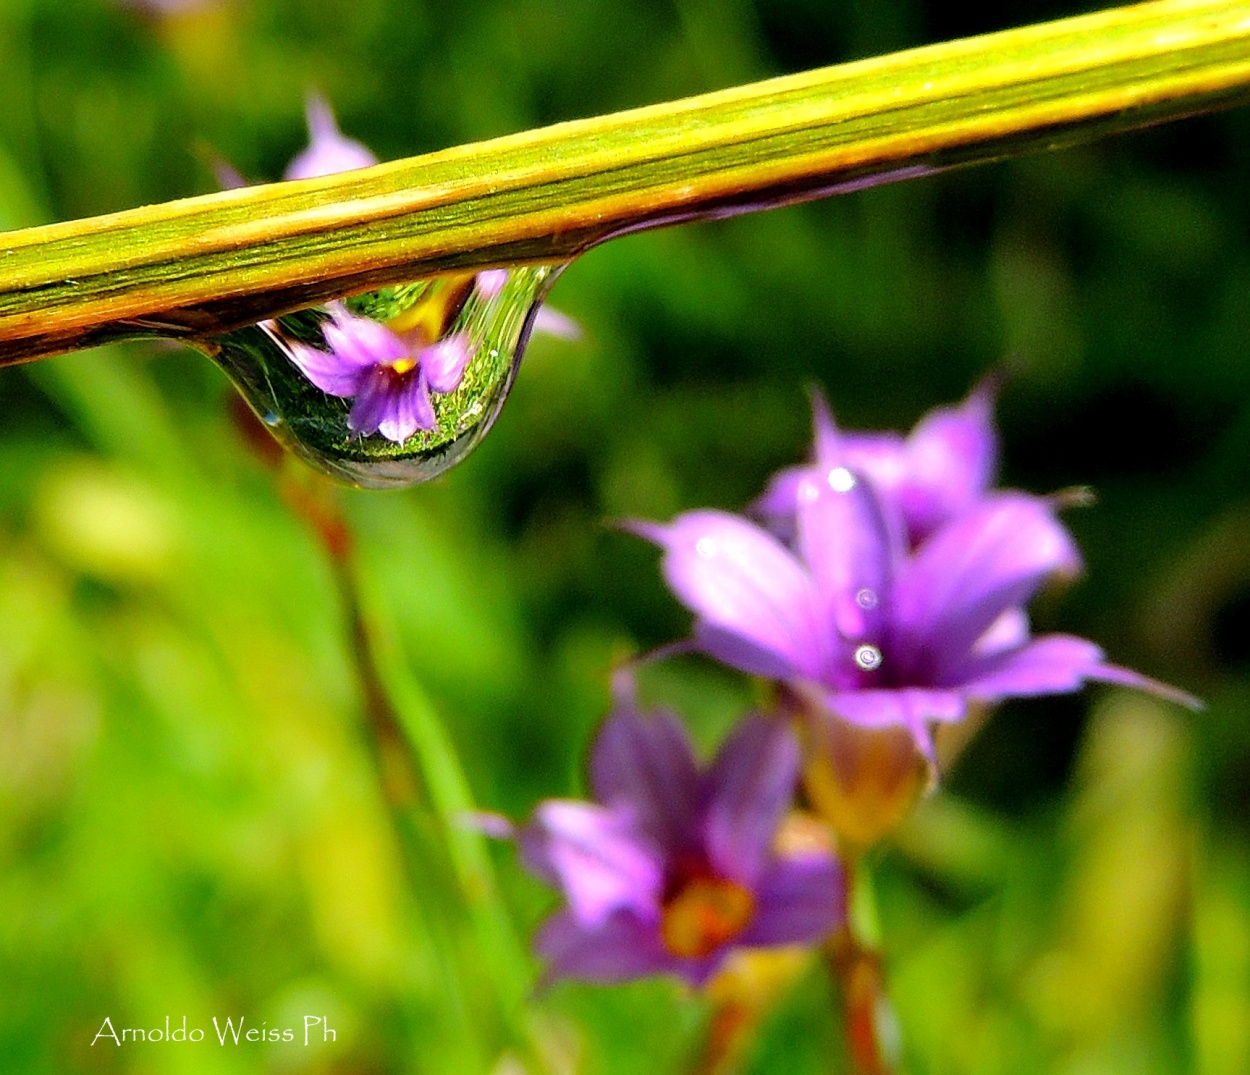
[635,475,1196,758]
[278,303,471,443]
[518,691,842,987]
[284,95,378,181]
[756,381,998,547]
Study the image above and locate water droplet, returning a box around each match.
[695,537,718,558]
[797,479,819,503]
[855,588,878,610]
[854,644,882,671]
[210,265,563,488]
[827,467,856,493]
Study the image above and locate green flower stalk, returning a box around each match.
[2,0,1249,364]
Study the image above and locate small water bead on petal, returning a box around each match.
[695,536,719,558]
[827,467,857,493]
[856,588,879,610]
[854,644,883,671]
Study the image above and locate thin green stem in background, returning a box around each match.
[269,460,540,1066]
[1,0,1249,362]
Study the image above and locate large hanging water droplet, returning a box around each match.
[207,265,562,488]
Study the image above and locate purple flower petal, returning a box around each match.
[901,380,998,540]
[822,686,967,758]
[838,432,910,505]
[891,494,1081,682]
[702,715,801,885]
[795,466,901,646]
[535,910,677,985]
[738,854,843,947]
[752,390,840,539]
[518,801,662,927]
[810,387,841,467]
[954,633,1202,709]
[952,634,1106,697]
[420,332,472,394]
[346,367,394,437]
[375,373,436,443]
[971,608,1031,658]
[589,701,701,856]
[692,622,808,680]
[285,338,371,398]
[753,465,807,536]
[1084,663,1204,709]
[284,95,378,181]
[322,307,408,369]
[632,511,827,682]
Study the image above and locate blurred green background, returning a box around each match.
[2,0,1249,1072]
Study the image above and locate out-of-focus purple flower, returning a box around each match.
[518,689,842,987]
[635,477,1196,758]
[284,95,378,181]
[277,303,470,443]
[756,382,998,547]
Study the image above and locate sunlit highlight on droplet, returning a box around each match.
[828,467,856,493]
[854,644,883,671]
[696,537,718,558]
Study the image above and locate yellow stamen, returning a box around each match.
[389,357,417,375]
[660,878,755,959]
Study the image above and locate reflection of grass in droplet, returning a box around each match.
[346,280,431,322]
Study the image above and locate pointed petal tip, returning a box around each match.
[304,91,337,137]
[615,518,668,545]
[804,383,839,462]
[1050,485,1098,511]
[1090,663,1205,711]
[457,810,515,839]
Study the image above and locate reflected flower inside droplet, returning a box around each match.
[273,303,471,444]
[209,98,581,487]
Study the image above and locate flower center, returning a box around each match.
[389,357,417,376]
[659,877,755,959]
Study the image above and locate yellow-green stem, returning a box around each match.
[2,0,1250,362]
